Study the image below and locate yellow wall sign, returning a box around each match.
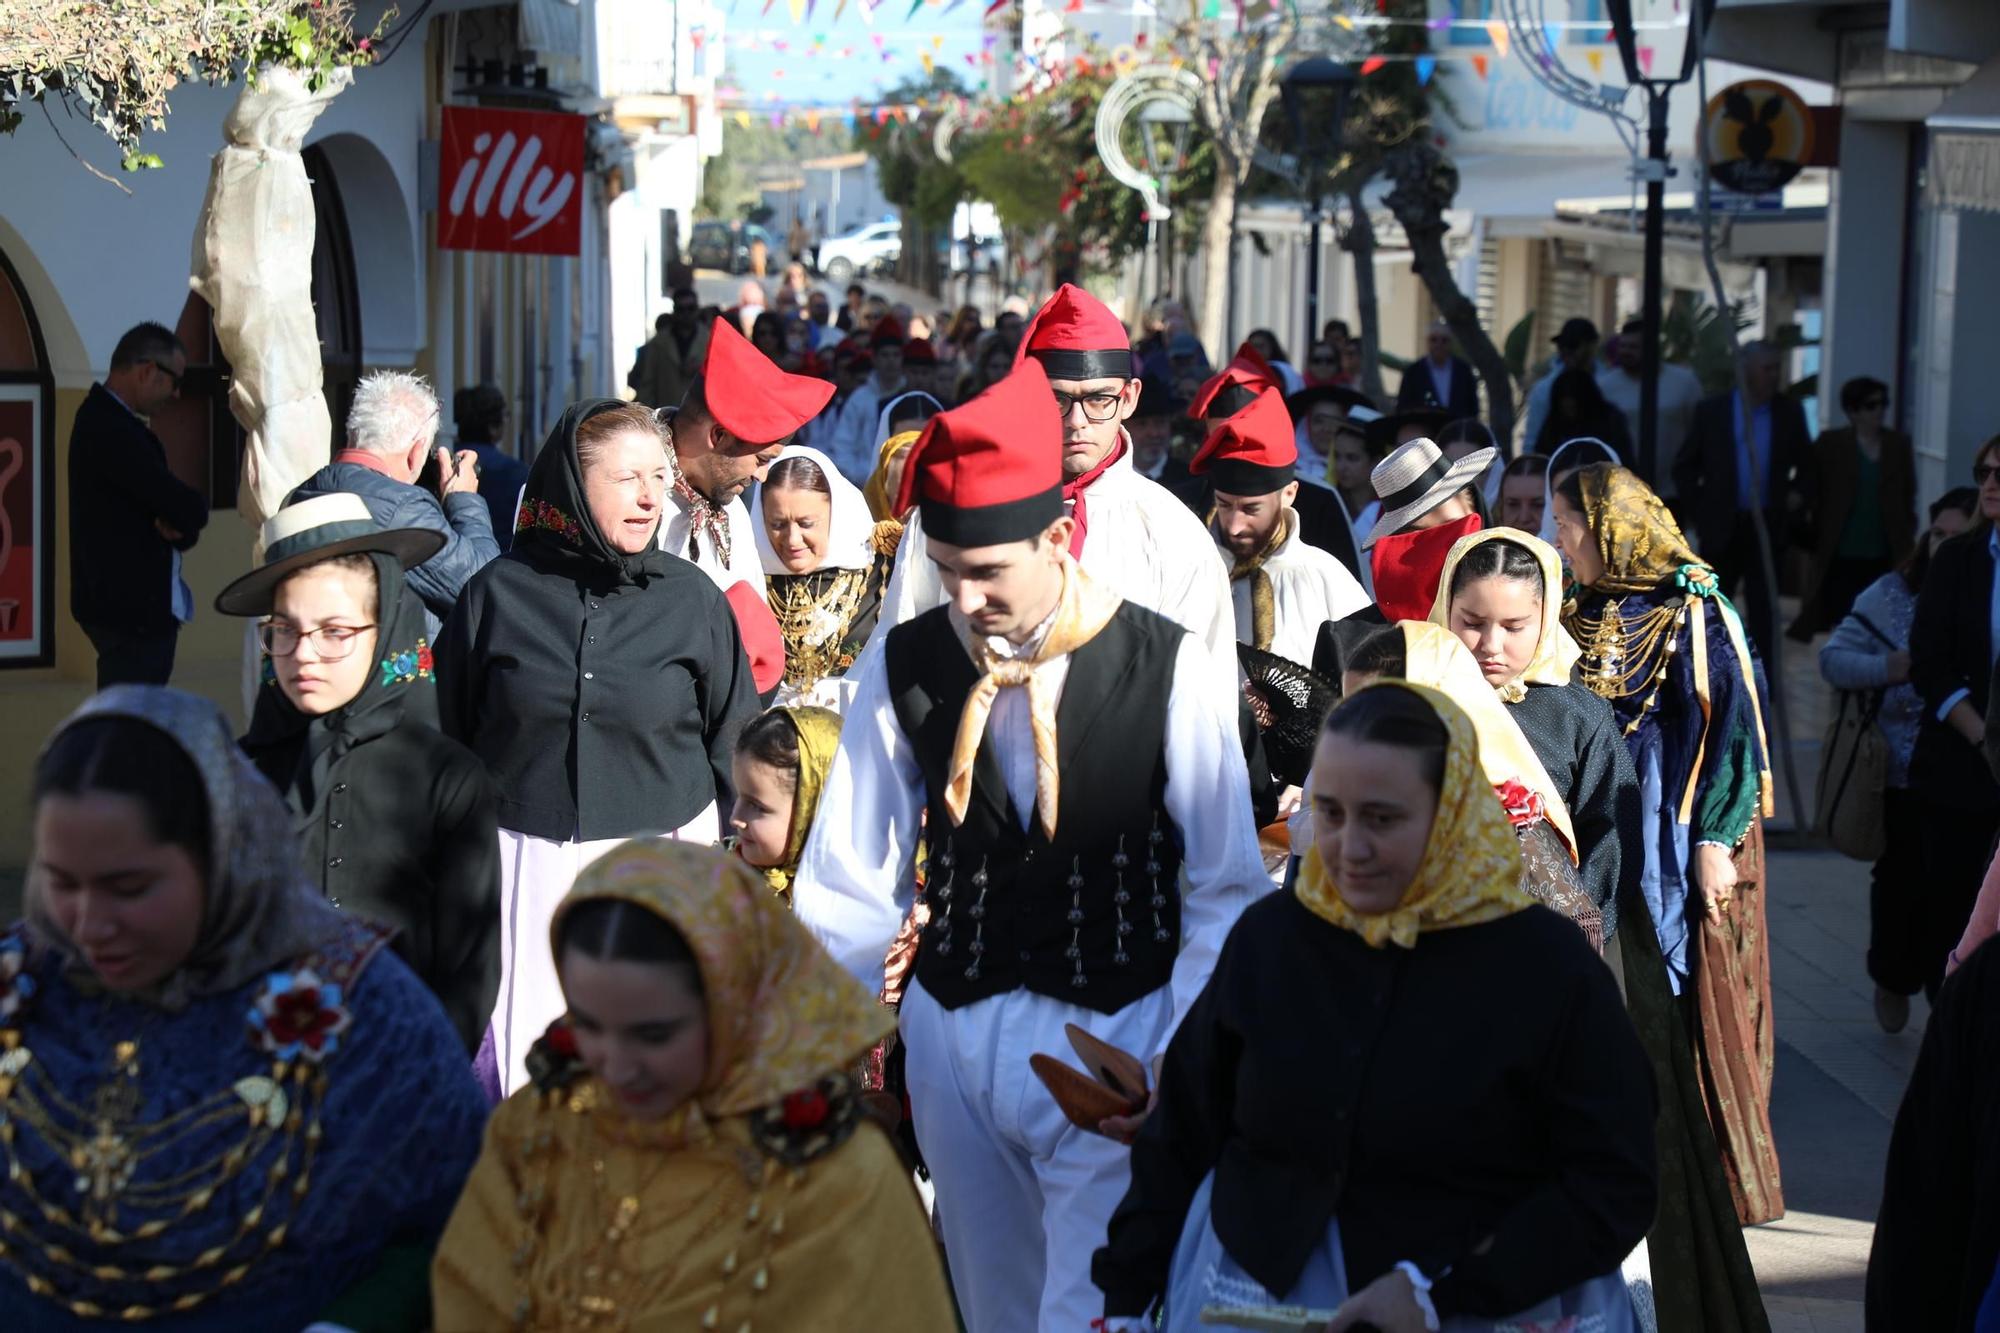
[1702,80,1815,197]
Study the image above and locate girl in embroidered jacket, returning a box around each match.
[1552,463,1785,1228]
[755,444,894,713]
[1430,526,1771,1330]
[1,687,488,1330]
[218,500,500,1062]
[432,840,955,1331]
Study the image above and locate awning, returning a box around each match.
[1424,154,1641,237]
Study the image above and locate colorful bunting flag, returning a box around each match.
[1585,49,1603,75]
[1415,55,1435,84]
[1471,53,1488,78]
[1359,55,1385,75]
[1638,45,1655,74]
[1487,21,1509,56]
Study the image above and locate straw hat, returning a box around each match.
[214,493,444,616]
[1362,437,1497,548]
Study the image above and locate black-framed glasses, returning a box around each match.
[1975,465,2000,486]
[260,622,376,659]
[1051,389,1124,423]
[146,359,185,392]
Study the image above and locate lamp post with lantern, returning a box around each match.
[1136,96,1195,300]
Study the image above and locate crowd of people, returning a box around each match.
[18,279,2000,1332]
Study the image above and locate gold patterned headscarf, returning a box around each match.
[1397,622,1576,858]
[764,706,844,898]
[864,429,921,524]
[553,841,892,1121]
[1294,681,1531,948]
[1428,526,1582,700]
[1570,463,1706,596]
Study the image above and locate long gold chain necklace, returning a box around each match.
[768,570,867,687]
[1568,593,1692,736]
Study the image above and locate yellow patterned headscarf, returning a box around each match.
[863,429,921,523]
[552,841,892,1121]
[768,705,843,897]
[1294,681,1531,948]
[1428,526,1582,699]
[1397,622,1576,858]
[1571,463,1706,596]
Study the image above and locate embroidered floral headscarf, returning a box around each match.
[516,398,672,588]
[1570,463,1707,597]
[1427,526,1582,699]
[26,687,349,1011]
[552,841,891,1120]
[1294,681,1532,949]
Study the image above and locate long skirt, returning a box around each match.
[488,807,716,1096]
[1162,1172,1635,1333]
[1616,879,1772,1332]
[1692,822,1785,1226]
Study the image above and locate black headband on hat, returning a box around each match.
[1207,459,1296,497]
[1032,348,1135,382]
[1376,454,1456,513]
[921,485,1066,549]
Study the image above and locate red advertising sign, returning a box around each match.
[438,106,587,256]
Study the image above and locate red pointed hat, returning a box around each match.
[900,339,937,364]
[1189,388,1299,496]
[870,314,907,347]
[1187,341,1282,420]
[701,315,836,446]
[1012,283,1135,381]
[895,359,1064,547]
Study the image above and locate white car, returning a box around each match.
[818,221,901,283]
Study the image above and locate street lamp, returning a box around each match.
[1280,56,1356,361]
[1137,97,1194,299]
[1605,0,1715,485]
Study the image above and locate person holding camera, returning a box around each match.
[289,370,499,634]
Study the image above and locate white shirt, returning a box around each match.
[825,374,908,484]
[791,609,1271,1042]
[1223,508,1371,666]
[659,491,766,594]
[876,438,1240,691]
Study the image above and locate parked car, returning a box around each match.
[818,220,901,283]
[688,221,776,274]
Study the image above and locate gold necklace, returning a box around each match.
[767,570,868,688]
[1567,594,1691,735]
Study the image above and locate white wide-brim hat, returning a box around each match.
[1362,437,1498,548]
[214,492,445,616]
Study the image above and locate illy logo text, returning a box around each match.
[447,130,577,240]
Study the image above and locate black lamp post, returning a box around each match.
[1605,0,1715,486]
[1137,97,1195,301]
[1280,56,1356,360]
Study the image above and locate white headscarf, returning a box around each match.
[752,443,877,576]
[1537,435,1622,545]
[872,390,944,454]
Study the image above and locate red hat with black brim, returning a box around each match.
[1189,388,1298,497]
[895,360,1064,548]
[870,315,907,347]
[701,315,836,447]
[1188,342,1282,420]
[901,339,937,364]
[1012,283,1135,382]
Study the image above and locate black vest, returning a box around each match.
[884,602,1186,1014]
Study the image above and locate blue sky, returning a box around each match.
[714,0,996,107]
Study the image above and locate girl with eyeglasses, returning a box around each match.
[216,493,502,1066]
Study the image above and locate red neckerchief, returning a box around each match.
[1061,437,1127,559]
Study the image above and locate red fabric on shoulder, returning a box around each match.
[724,580,787,694]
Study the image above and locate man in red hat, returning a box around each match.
[1187,339,1284,426]
[878,283,1236,672]
[792,360,1268,1333]
[661,315,834,593]
[1191,388,1369,665]
[823,313,912,482]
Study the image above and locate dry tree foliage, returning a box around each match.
[0,0,382,168]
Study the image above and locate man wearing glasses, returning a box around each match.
[877,284,1235,675]
[68,321,211,688]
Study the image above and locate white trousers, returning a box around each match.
[900,975,1176,1332]
[490,806,715,1095]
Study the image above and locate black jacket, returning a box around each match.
[1911,528,1999,810]
[67,384,209,632]
[289,460,500,634]
[1094,894,1656,1318]
[1395,355,1481,418]
[1670,392,1812,560]
[1508,681,1642,940]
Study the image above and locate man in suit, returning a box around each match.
[68,322,211,688]
[288,370,498,635]
[629,288,710,410]
[1671,340,1813,654]
[1394,321,1481,418]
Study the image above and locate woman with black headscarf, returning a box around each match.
[435,399,760,1095]
[218,492,500,1059]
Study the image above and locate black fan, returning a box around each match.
[1237,643,1338,788]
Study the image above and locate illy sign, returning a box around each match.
[439,106,586,256]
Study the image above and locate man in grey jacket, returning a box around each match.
[288,370,498,632]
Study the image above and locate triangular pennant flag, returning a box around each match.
[905,0,923,18]
[921,51,935,72]
[736,111,753,128]
[931,32,945,47]
[1487,20,1509,56]
[1416,55,1436,84]
[1585,48,1603,75]
[1544,22,1560,56]
[1638,45,1655,74]
[1471,53,1489,78]
[1334,13,1352,28]
[806,110,821,131]
[1359,55,1386,75]
[835,0,849,16]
